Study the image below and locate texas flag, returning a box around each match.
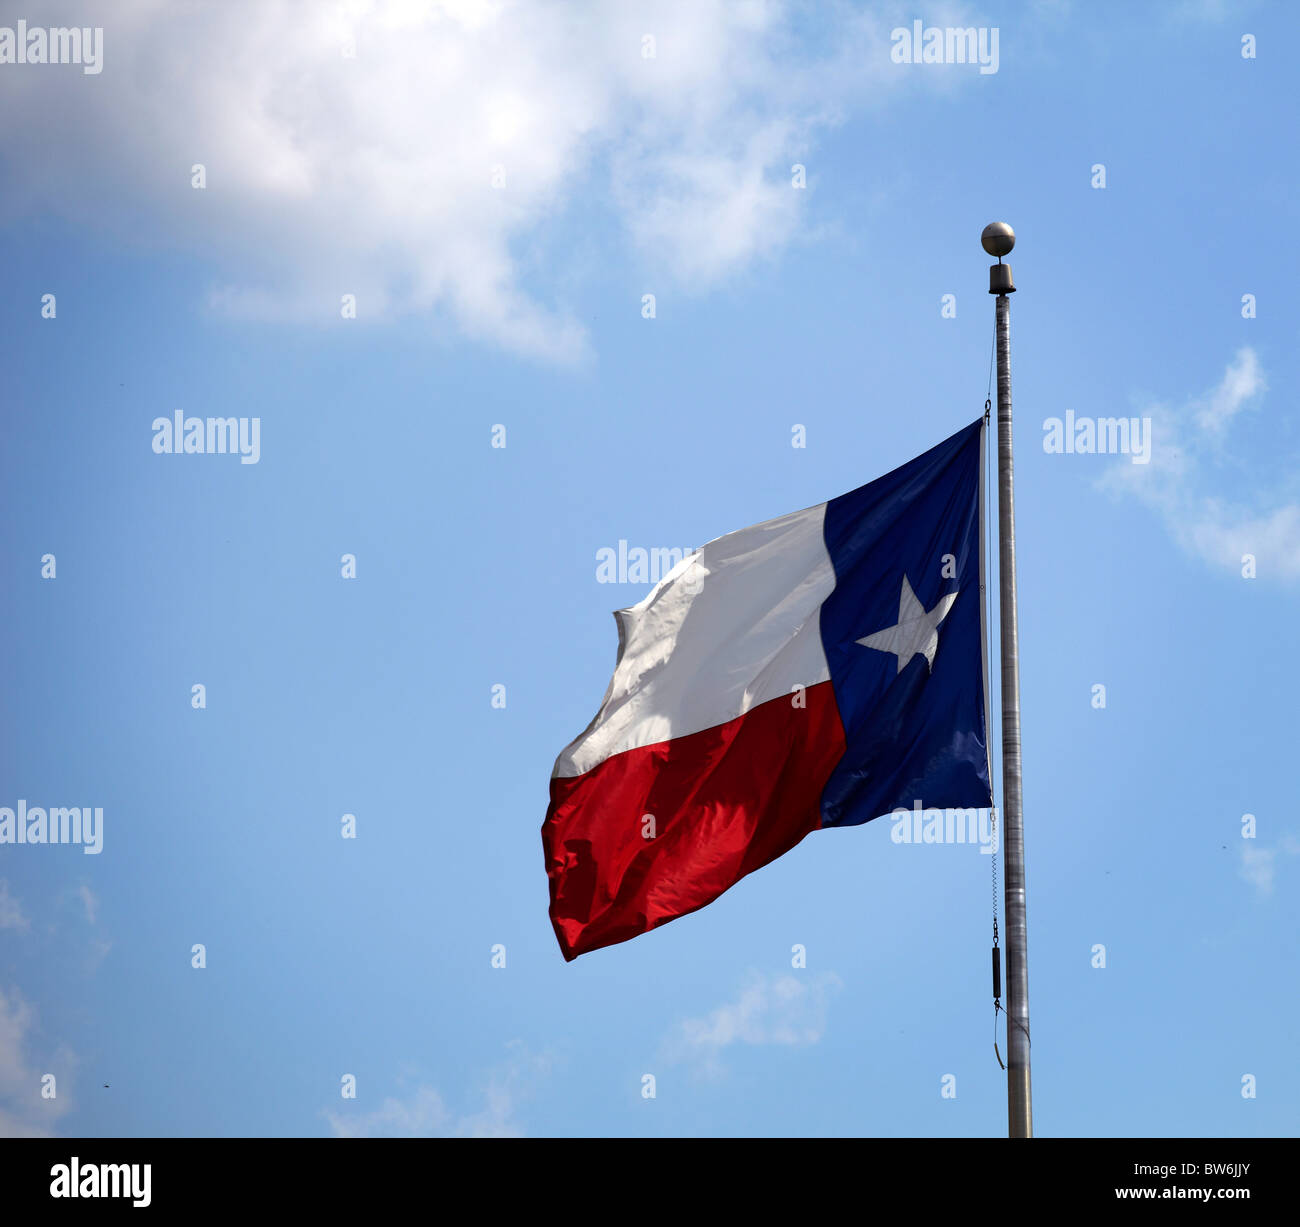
[543,418,992,960]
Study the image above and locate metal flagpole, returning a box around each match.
[982,221,1033,1138]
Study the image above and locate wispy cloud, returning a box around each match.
[0,882,29,933]
[0,987,72,1138]
[1193,348,1265,436]
[1100,348,1300,579]
[52,885,111,971]
[1239,835,1300,898]
[324,1042,553,1138]
[661,971,842,1077]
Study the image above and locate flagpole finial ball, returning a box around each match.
[981,222,1015,258]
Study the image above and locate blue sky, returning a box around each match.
[1,0,1297,1138]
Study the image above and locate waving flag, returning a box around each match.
[543,419,991,960]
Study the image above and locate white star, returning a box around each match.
[857,575,959,675]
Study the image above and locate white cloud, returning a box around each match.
[1239,835,1299,899]
[325,1042,552,1138]
[0,1,950,361]
[1239,845,1275,896]
[77,884,99,927]
[1100,348,1300,579]
[1193,347,1265,436]
[662,970,841,1076]
[0,882,29,933]
[326,1084,459,1139]
[0,987,72,1138]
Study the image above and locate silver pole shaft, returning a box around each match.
[995,290,1033,1138]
